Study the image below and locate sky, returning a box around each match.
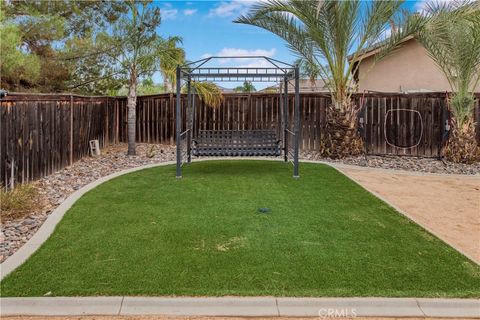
[151,0,424,89]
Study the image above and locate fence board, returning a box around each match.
[0,96,117,187]
[1,92,479,186]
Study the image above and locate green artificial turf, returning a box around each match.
[1,161,479,297]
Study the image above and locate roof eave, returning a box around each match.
[347,35,415,63]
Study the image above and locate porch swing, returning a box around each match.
[192,129,282,157]
[175,56,301,178]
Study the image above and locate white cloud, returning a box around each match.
[414,0,436,14]
[183,9,197,16]
[161,8,178,20]
[237,59,275,69]
[208,0,270,18]
[200,48,278,68]
[208,1,244,17]
[414,0,471,15]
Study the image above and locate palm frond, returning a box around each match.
[236,5,318,64]
[415,0,480,125]
[235,0,421,110]
[295,57,322,84]
[182,82,224,109]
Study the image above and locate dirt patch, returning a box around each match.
[339,167,480,264]
[216,236,248,252]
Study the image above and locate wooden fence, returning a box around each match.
[1,92,479,187]
[361,93,480,156]
[0,94,123,187]
[132,92,479,157]
[361,93,443,157]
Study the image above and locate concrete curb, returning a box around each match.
[1,297,479,317]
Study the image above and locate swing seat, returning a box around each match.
[192,130,281,157]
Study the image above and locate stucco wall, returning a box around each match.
[356,39,479,92]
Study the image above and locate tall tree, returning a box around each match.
[236,0,420,158]
[0,8,41,89]
[1,0,127,92]
[159,39,185,93]
[295,57,322,90]
[113,78,167,97]
[62,36,125,95]
[234,81,257,92]
[415,1,480,163]
[159,45,224,107]
[99,0,184,155]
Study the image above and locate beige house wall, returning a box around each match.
[356,39,479,93]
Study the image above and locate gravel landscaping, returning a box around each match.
[0,143,478,263]
[302,151,480,175]
[0,143,175,263]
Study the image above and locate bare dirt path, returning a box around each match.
[338,166,480,264]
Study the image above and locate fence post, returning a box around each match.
[69,95,73,165]
[105,98,109,146]
[115,99,120,143]
[10,159,15,190]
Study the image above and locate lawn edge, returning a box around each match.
[0,161,177,281]
[319,161,480,266]
[1,158,478,284]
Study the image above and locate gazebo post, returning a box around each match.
[283,76,288,163]
[192,85,196,149]
[293,67,300,178]
[176,66,182,178]
[186,78,192,163]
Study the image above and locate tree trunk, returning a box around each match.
[443,118,479,163]
[127,71,137,156]
[319,99,364,159]
[164,75,173,93]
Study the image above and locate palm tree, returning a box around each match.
[101,1,185,155]
[160,38,186,93]
[234,81,257,92]
[188,82,224,108]
[163,54,224,108]
[295,58,321,90]
[414,1,480,163]
[235,0,420,158]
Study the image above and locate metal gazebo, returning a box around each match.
[175,56,300,178]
